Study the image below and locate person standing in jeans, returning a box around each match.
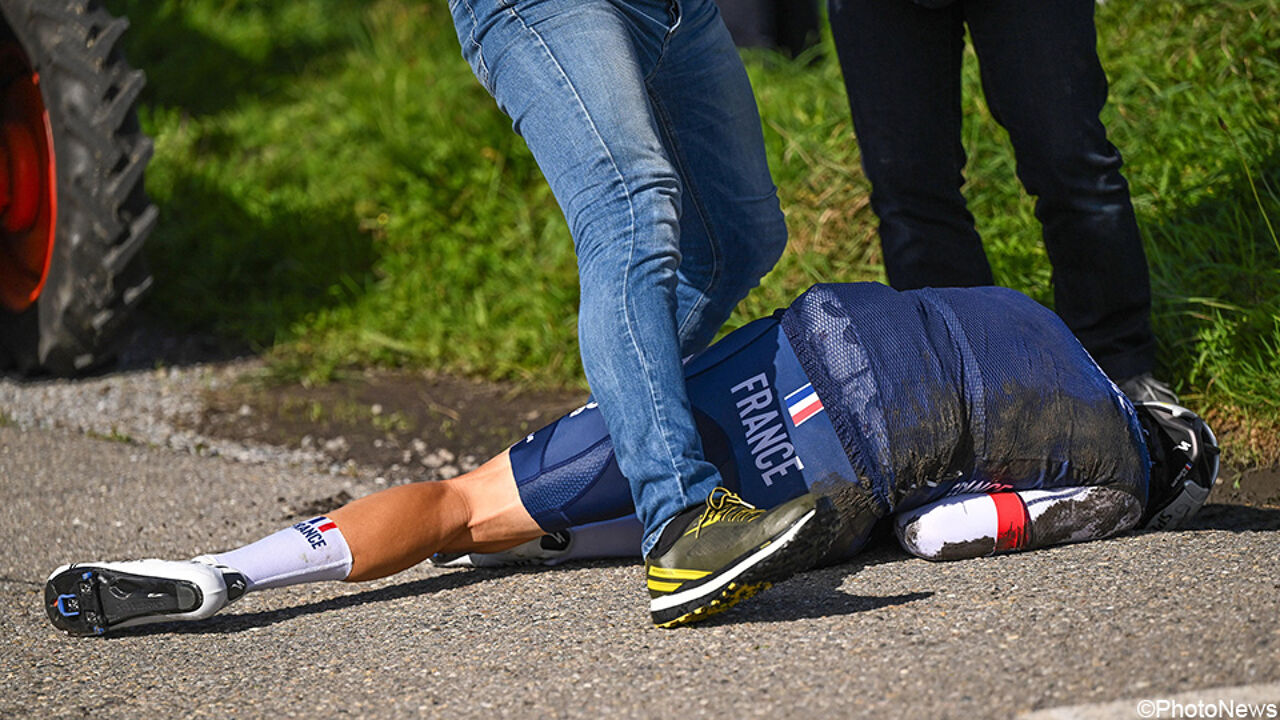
[827,0,1177,403]
[447,0,840,627]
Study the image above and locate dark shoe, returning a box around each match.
[1118,373,1179,404]
[646,488,838,628]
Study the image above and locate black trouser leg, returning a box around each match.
[828,0,1155,379]
[967,0,1153,380]
[829,0,993,290]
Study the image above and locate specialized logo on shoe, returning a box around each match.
[730,373,803,486]
[292,516,339,549]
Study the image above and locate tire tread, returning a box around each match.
[0,0,156,375]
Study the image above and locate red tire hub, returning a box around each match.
[0,43,56,313]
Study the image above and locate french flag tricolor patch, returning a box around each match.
[785,383,824,427]
[308,517,338,533]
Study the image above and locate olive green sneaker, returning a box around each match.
[646,488,838,628]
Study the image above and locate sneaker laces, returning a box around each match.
[691,487,764,537]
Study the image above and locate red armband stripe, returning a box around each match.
[989,492,1030,552]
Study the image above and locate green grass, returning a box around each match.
[109,0,1280,462]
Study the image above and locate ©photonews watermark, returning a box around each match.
[1136,698,1279,719]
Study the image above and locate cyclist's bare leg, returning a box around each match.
[333,450,544,581]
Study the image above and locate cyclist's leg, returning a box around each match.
[332,451,543,581]
[894,484,1143,561]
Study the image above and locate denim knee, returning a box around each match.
[569,172,684,275]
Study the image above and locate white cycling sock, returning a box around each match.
[197,516,353,591]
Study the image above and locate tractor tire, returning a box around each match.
[0,0,155,375]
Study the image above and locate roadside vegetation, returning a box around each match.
[108,0,1279,464]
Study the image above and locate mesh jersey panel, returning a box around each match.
[780,283,1149,514]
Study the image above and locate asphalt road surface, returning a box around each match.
[3,422,1279,718]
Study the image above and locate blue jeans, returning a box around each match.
[449,0,787,554]
[829,0,1155,382]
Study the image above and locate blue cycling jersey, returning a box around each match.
[511,282,1149,560]
[511,314,859,534]
[781,283,1149,516]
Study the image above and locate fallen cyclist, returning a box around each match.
[45,282,1219,635]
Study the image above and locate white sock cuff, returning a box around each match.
[205,515,353,591]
